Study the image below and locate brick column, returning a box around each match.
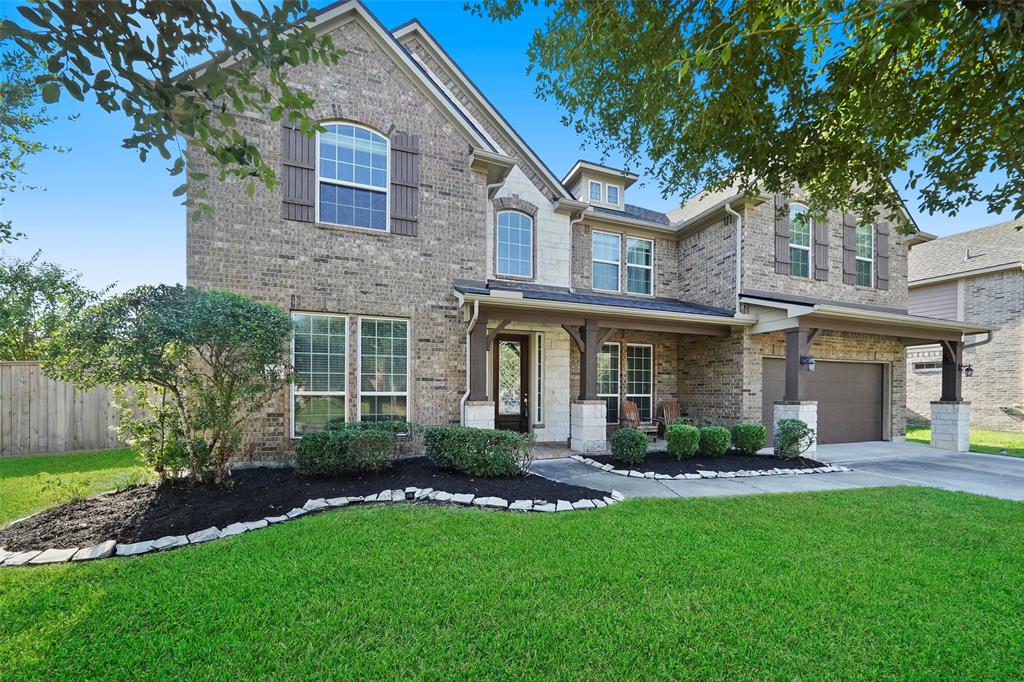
[570,400,607,452]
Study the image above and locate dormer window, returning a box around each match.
[589,180,602,203]
[606,185,620,206]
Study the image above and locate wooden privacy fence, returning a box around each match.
[0,361,122,456]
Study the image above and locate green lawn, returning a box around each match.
[0,449,146,525]
[2,488,1023,679]
[907,425,1024,458]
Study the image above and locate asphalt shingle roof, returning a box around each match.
[590,204,670,226]
[909,219,1024,282]
[454,280,734,317]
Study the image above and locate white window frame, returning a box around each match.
[290,312,348,439]
[534,332,544,425]
[314,121,390,233]
[496,210,534,279]
[588,180,603,203]
[625,343,654,422]
[592,230,622,292]
[597,342,620,425]
[605,184,621,206]
[625,236,654,296]
[788,203,812,279]
[356,316,411,423]
[855,222,875,287]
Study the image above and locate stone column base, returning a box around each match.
[930,401,970,451]
[570,400,607,453]
[773,401,818,456]
[463,400,495,430]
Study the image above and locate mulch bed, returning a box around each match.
[590,450,825,476]
[0,457,602,552]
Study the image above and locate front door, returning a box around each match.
[493,334,529,432]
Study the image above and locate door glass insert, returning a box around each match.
[497,340,523,415]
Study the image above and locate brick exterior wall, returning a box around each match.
[741,199,910,310]
[570,223,679,299]
[187,19,489,461]
[677,331,745,425]
[677,216,738,310]
[907,269,1024,431]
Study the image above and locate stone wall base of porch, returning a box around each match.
[570,401,607,453]
[773,401,818,456]
[464,400,495,430]
[930,401,970,451]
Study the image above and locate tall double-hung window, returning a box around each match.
[598,342,620,424]
[359,317,409,422]
[317,123,388,231]
[789,204,811,278]
[496,211,534,278]
[592,231,621,292]
[626,237,653,294]
[291,313,347,437]
[625,344,653,421]
[856,223,874,286]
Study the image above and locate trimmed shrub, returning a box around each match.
[611,427,648,465]
[424,426,532,477]
[294,428,396,476]
[666,424,700,459]
[699,426,731,457]
[731,423,767,455]
[774,419,816,458]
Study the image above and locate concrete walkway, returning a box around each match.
[531,441,1024,501]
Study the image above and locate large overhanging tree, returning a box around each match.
[472,0,1024,229]
[0,0,342,223]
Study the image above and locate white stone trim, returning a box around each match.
[0,487,624,568]
[569,454,851,479]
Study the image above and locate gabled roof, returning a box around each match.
[590,204,670,227]
[562,160,639,189]
[178,0,494,153]
[391,19,573,202]
[909,218,1024,283]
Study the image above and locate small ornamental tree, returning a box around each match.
[43,284,293,483]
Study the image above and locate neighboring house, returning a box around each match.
[186,0,987,462]
[907,219,1024,432]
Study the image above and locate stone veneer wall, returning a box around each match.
[906,269,1024,431]
[187,19,489,461]
[741,199,910,310]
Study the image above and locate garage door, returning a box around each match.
[762,359,884,445]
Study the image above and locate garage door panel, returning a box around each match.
[762,359,883,445]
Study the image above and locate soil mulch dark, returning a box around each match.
[0,457,603,552]
[590,449,825,476]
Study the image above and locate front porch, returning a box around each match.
[455,280,748,452]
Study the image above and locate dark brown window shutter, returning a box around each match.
[281,120,315,222]
[813,216,829,281]
[774,194,790,274]
[842,213,858,285]
[875,220,890,290]
[390,132,419,236]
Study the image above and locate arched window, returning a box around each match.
[317,123,388,231]
[496,210,534,278]
[789,203,812,278]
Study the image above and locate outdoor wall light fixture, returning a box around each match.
[800,355,816,372]
[962,363,975,377]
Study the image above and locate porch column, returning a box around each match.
[579,317,600,401]
[774,327,817,454]
[931,340,969,451]
[464,313,494,429]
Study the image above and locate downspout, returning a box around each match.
[459,295,480,425]
[724,200,742,314]
[963,331,993,350]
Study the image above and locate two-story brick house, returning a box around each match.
[187,0,987,461]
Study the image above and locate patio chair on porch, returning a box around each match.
[655,400,680,437]
[621,400,660,441]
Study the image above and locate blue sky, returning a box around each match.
[0,0,1013,292]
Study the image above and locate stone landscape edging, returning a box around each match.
[570,454,853,480]
[0,487,625,569]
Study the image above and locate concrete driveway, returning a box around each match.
[531,441,1024,501]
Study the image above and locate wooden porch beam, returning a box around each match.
[484,320,511,346]
[940,340,963,402]
[468,313,489,401]
[562,324,584,353]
